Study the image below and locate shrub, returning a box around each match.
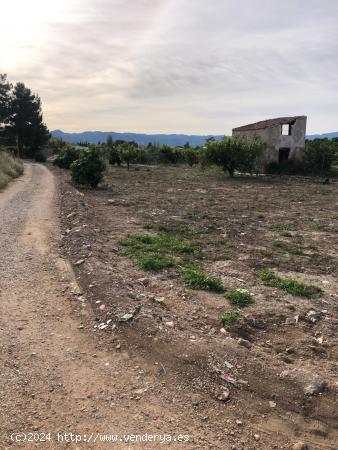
[304,139,338,174]
[225,288,254,308]
[220,311,240,324]
[53,145,79,169]
[259,270,322,298]
[70,146,106,187]
[183,265,225,292]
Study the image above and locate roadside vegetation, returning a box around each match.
[0,150,24,189]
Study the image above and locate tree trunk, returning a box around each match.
[17,135,24,159]
[228,166,235,177]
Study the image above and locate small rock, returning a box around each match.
[254,434,260,441]
[99,304,105,310]
[220,328,227,335]
[269,401,276,408]
[237,338,251,349]
[235,420,243,426]
[165,321,174,328]
[292,442,309,450]
[192,395,201,406]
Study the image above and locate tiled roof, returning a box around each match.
[232,116,306,132]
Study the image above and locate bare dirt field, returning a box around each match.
[55,163,338,450]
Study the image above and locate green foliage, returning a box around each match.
[0,74,11,125]
[183,265,225,292]
[70,146,106,188]
[304,139,338,174]
[7,82,50,158]
[158,145,182,164]
[117,142,139,170]
[225,288,254,308]
[182,147,200,166]
[202,134,266,177]
[120,234,200,259]
[259,270,322,298]
[220,311,240,324]
[107,135,122,166]
[273,224,293,237]
[0,151,24,189]
[138,254,176,271]
[53,145,79,169]
[49,137,68,154]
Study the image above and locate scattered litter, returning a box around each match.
[83,244,92,251]
[306,310,328,324]
[74,259,85,266]
[224,360,234,369]
[221,373,236,384]
[118,305,141,323]
[119,313,134,322]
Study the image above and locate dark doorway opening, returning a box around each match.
[279,147,290,163]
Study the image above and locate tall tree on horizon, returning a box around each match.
[7,82,50,157]
[0,74,12,145]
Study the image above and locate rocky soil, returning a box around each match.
[54,163,338,449]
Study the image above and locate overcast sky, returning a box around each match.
[1,0,337,134]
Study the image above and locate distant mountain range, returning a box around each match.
[51,129,338,146]
[306,132,338,140]
[51,129,223,147]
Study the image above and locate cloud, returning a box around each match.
[1,0,337,133]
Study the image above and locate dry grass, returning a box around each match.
[0,151,24,189]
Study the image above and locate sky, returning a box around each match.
[1,0,338,135]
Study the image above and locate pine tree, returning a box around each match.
[0,74,12,145]
[8,82,50,158]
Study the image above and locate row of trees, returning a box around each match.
[0,74,50,158]
[53,132,338,188]
[53,134,267,187]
